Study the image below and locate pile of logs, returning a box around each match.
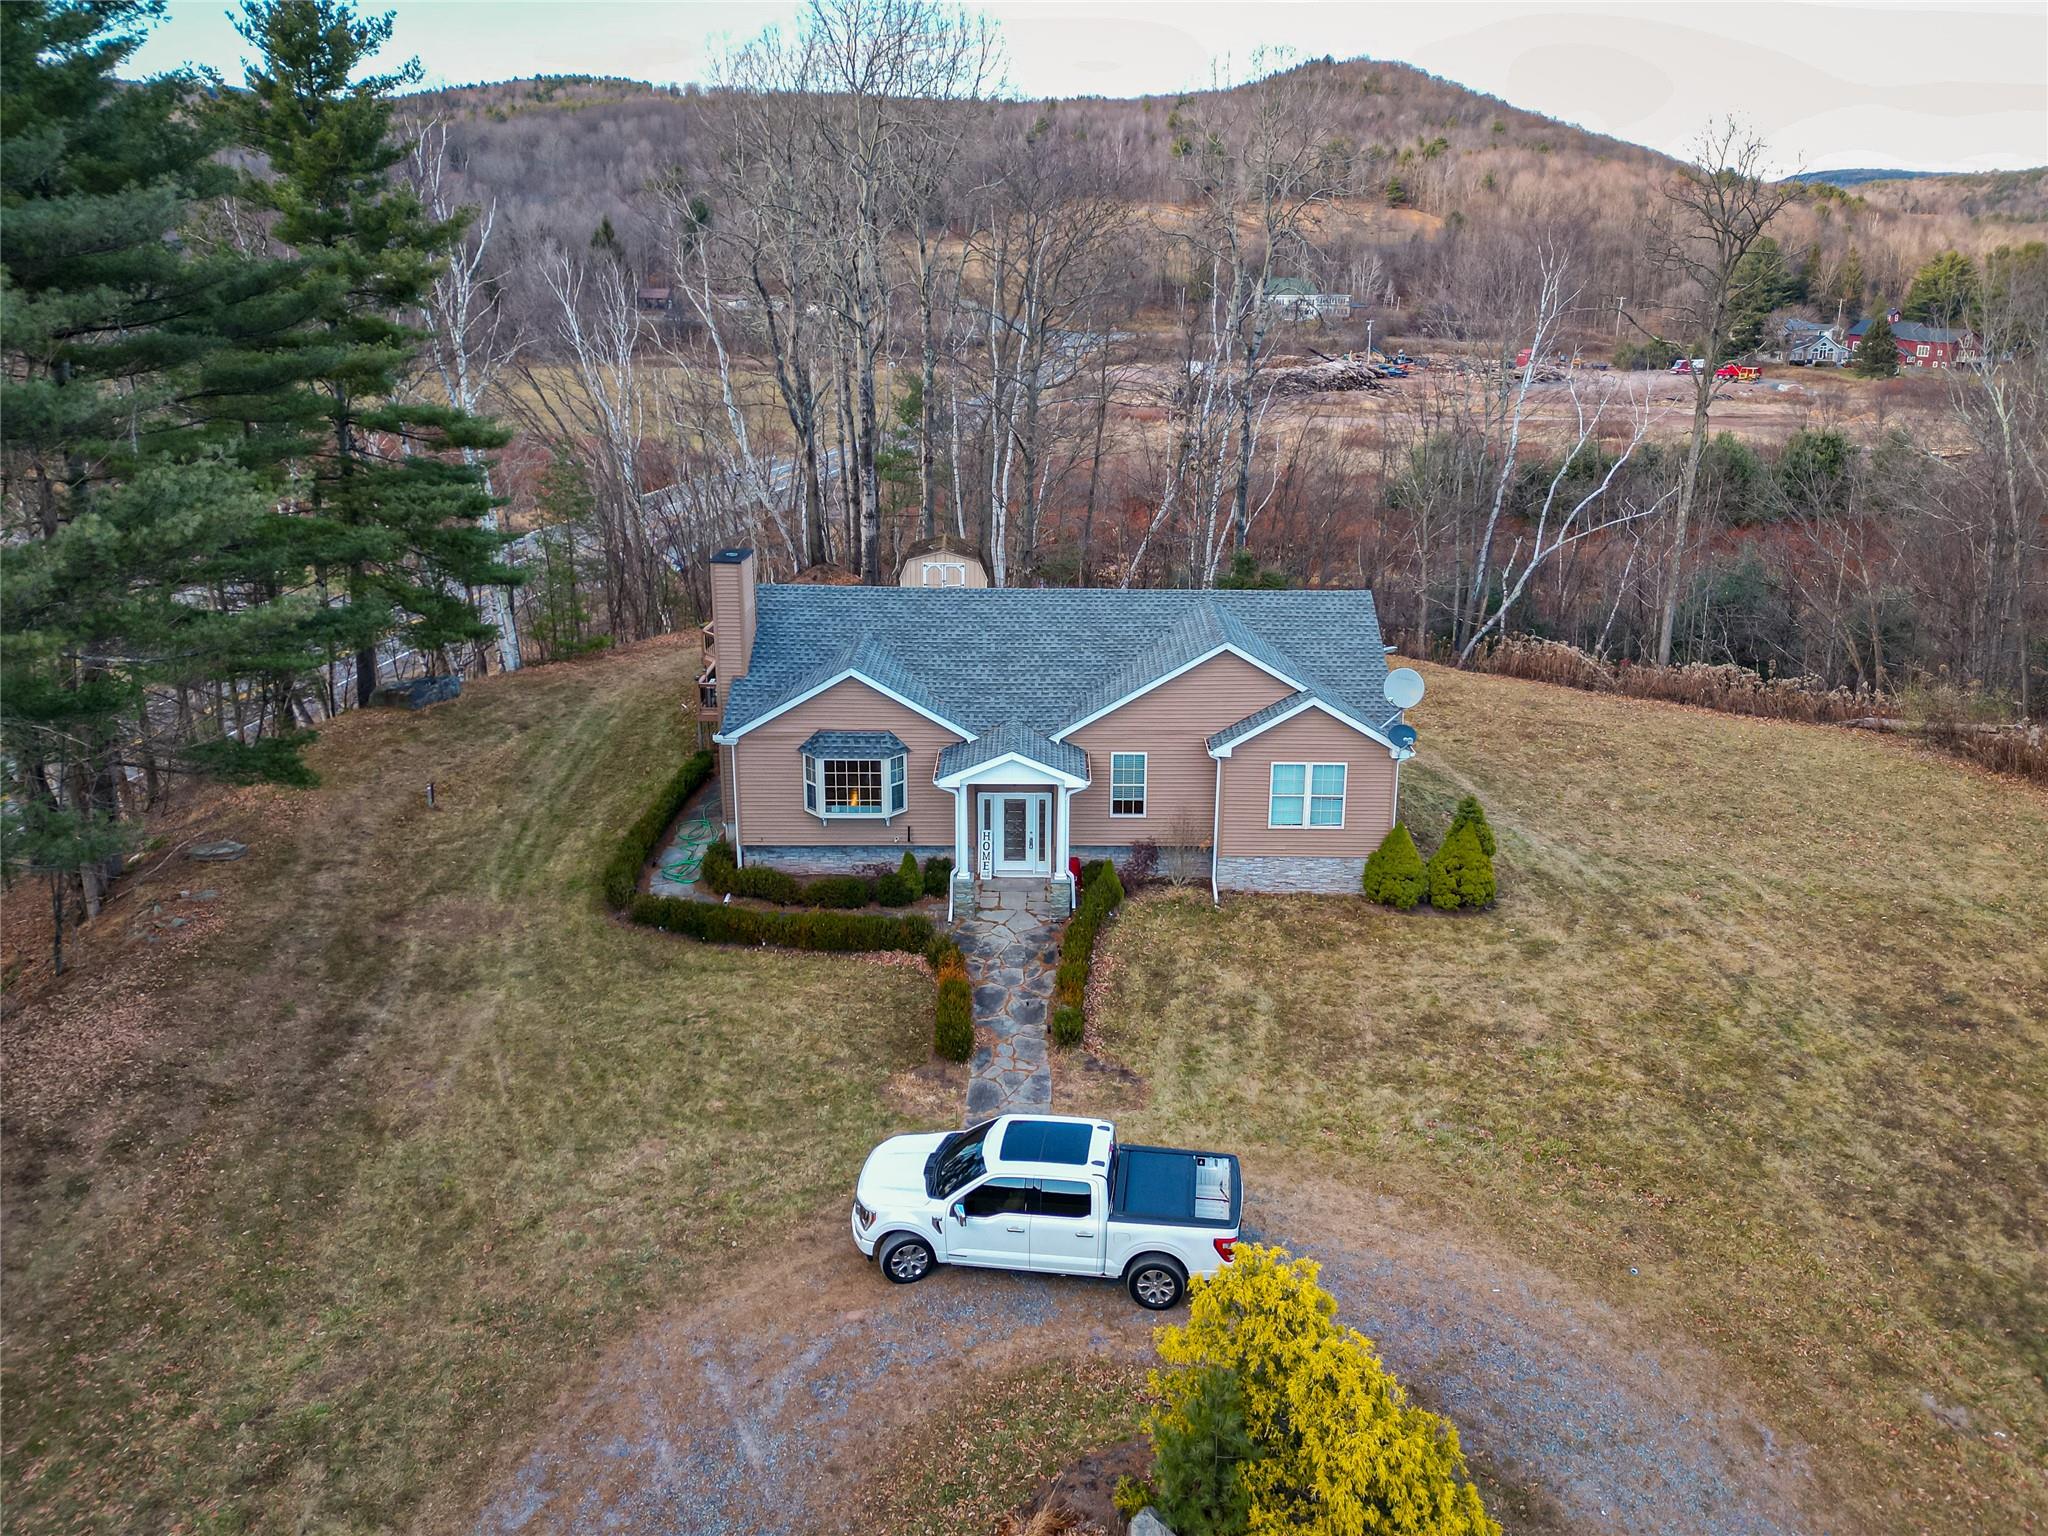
[1263,352,1405,398]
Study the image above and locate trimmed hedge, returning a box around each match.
[628,891,933,952]
[700,837,806,903]
[934,942,974,1061]
[806,874,876,909]
[1050,1004,1085,1049]
[700,836,936,911]
[601,750,716,909]
[605,760,958,1059]
[921,855,954,897]
[876,850,919,907]
[1051,859,1124,1039]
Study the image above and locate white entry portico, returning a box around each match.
[933,729,1091,921]
[983,790,1054,876]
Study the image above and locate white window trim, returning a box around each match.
[922,560,968,587]
[1268,761,1347,830]
[1109,751,1148,818]
[804,751,907,821]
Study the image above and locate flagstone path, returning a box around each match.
[956,881,1064,1124]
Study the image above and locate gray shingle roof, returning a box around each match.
[1206,689,1396,753]
[936,725,1088,781]
[1848,318,1967,344]
[1208,692,1312,752]
[720,586,1400,753]
[796,730,906,759]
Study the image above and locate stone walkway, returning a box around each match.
[955,881,1064,1124]
[648,778,723,897]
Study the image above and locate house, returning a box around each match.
[1262,277,1353,322]
[1847,311,1982,369]
[1780,318,1851,367]
[703,549,1417,915]
[636,284,674,312]
[896,533,989,588]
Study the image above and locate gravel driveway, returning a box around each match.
[474,1186,1820,1536]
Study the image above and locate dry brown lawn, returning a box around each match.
[1,637,943,1535]
[1077,662,2048,1533]
[7,644,2042,1535]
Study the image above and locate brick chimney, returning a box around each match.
[709,548,757,683]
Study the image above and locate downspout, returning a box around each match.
[728,741,743,868]
[1209,754,1222,907]
[945,782,959,925]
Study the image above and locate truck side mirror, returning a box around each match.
[950,1201,967,1225]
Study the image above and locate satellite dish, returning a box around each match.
[1383,667,1425,711]
[1388,722,1418,752]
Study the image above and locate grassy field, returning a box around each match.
[1,637,939,1534]
[6,643,2043,1534]
[1081,664,2048,1532]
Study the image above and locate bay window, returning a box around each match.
[797,731,909,820]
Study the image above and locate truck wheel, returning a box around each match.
[879,1234,936,1285]
[1126,1256,1186,1310]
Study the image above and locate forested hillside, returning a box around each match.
[5,0,2044,982]
[410,62,2047,339]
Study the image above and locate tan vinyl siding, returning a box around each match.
[900,553,989,588]
[1066,653,1294,847]
[709,556,757,679]
[1217,709,1397,858]
[731,677,963,847]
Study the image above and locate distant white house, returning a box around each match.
[1262,277,1352,321]
[1781,317,1851,367]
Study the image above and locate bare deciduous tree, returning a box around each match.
[1635,120,1796,665]
[401,117,526,671]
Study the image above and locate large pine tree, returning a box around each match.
[215,0,517,706]
[1,0,331,965]
[1853,311,1902,377]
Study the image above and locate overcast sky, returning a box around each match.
[133,0,2048,175]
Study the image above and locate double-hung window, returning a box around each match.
[1110,752,1147,817]
[1269,762,1346,828]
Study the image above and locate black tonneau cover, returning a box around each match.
[1108,1144,1241,1228]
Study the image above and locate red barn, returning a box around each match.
[1847,310,1981,370]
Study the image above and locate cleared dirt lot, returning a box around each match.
[475,1183,1815,1536]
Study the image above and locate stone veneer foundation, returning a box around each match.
[1213,854,1366,894]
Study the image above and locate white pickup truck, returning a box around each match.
[851,1113,1241,1309]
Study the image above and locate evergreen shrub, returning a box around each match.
[1361,822,1428,909]
[1426,822,1497,911]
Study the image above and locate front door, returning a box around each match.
[984,792,1052,877]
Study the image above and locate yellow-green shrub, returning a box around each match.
[1149,1244,1498,1536]
[1426,821,1496,911]
[1361,822,1427,909]
[934,972,973,1061]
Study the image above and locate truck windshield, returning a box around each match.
[926,1120,994,1199]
